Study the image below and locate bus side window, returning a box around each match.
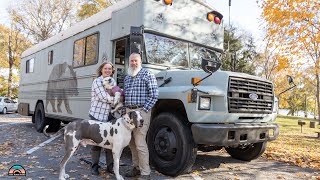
[48,50,53,65]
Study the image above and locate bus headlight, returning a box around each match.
[199,97,211,110]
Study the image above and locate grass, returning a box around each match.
[263,116,320,170]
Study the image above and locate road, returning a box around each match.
[0,113,319,180]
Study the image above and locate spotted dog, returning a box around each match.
[102,77,124,114]
[43,110,144,180]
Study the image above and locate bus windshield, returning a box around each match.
[144,33,221,70]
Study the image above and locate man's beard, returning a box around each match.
[128,65,142,77]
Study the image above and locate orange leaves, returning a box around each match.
[264,117,320,170]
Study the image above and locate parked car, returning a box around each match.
[0,97,18,114]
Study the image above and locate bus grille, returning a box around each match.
[228,76,274,114]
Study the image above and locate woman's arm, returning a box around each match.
[93,79,113,103]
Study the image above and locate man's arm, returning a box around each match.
[143,73,159,112]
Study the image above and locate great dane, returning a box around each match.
[43,110,144,180]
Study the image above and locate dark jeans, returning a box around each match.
[89,115,113,166]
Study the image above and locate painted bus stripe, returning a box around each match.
[0,122,30,127]
[26,134,62,154]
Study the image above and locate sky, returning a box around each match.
[0,0,264,45]
[207,0,265,46]
[0,0,11,23]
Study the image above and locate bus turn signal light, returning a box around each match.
[164,0,172,5]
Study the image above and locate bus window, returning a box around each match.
[114,38,128,88]
[144,33,188,68]
[115,39,126,65]
[73,33,99,67]
[26,58,34,73]
[48,50,53,65]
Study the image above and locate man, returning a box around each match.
[123,53,158,180]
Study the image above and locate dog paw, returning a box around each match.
[64,174,69,179]
[116,175,124,180]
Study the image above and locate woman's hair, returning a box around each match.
[96,62,115,77]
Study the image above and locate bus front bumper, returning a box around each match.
[191,123,279,146]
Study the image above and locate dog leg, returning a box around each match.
[112,148,124,180]
[114,92,121,106]
[59,135,79,180]
[111,102,123,114]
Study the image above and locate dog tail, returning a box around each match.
[43,125,66,138]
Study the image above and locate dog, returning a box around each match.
[102,77,124,114]
[43,110,144,180]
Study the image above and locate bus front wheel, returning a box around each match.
[147,113,197,176]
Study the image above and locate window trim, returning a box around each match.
[48,50,53,65]
[72,32,100,68]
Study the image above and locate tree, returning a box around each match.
[222,25,258,75]
[254,37,290,81]
[9,0,77,43]
[0,23,31,97]
[261,0,320,120]
[77,0,120,20]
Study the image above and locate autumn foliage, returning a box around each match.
[260,0,320,119]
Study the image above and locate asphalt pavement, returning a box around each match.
[0,113,319,180]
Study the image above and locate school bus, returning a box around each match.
[18,0,279,176]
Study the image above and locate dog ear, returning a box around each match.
[128,111,137,120]
[128,111,133,119]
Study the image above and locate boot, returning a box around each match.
[125,167,141,177]
[91,163,100,175]
[105,149,114,174]
[91,147,101,175]
[107,162,114,174]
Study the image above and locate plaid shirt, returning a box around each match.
[124,68,158,112]
[89,76,113,121]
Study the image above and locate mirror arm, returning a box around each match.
[193,73,213,87]
[278,83,296,97]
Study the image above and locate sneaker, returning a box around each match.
[125,167,141,177]
[91,164,100,175]
[137,175,151,180]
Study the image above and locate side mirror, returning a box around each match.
[130,26,144,55]
[201,57,221,74]
[287,75,294,85]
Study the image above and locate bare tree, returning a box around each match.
[9,0,77,43]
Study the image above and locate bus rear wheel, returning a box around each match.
[34,102,48,133]
[147,113,197,176]
[225,142,267,161]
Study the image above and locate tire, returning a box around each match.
[2,107,7,114]
[34,102,48,133]
[225,142,267,161]
[46,118,61,132]
[147,113,197,176]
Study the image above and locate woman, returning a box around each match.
[88,62,115,175]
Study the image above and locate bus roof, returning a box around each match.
[21,0,215,58]
[21,0,138,58]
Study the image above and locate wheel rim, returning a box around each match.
[154,126,178,161]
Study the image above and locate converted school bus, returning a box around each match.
[18,0,279,176]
